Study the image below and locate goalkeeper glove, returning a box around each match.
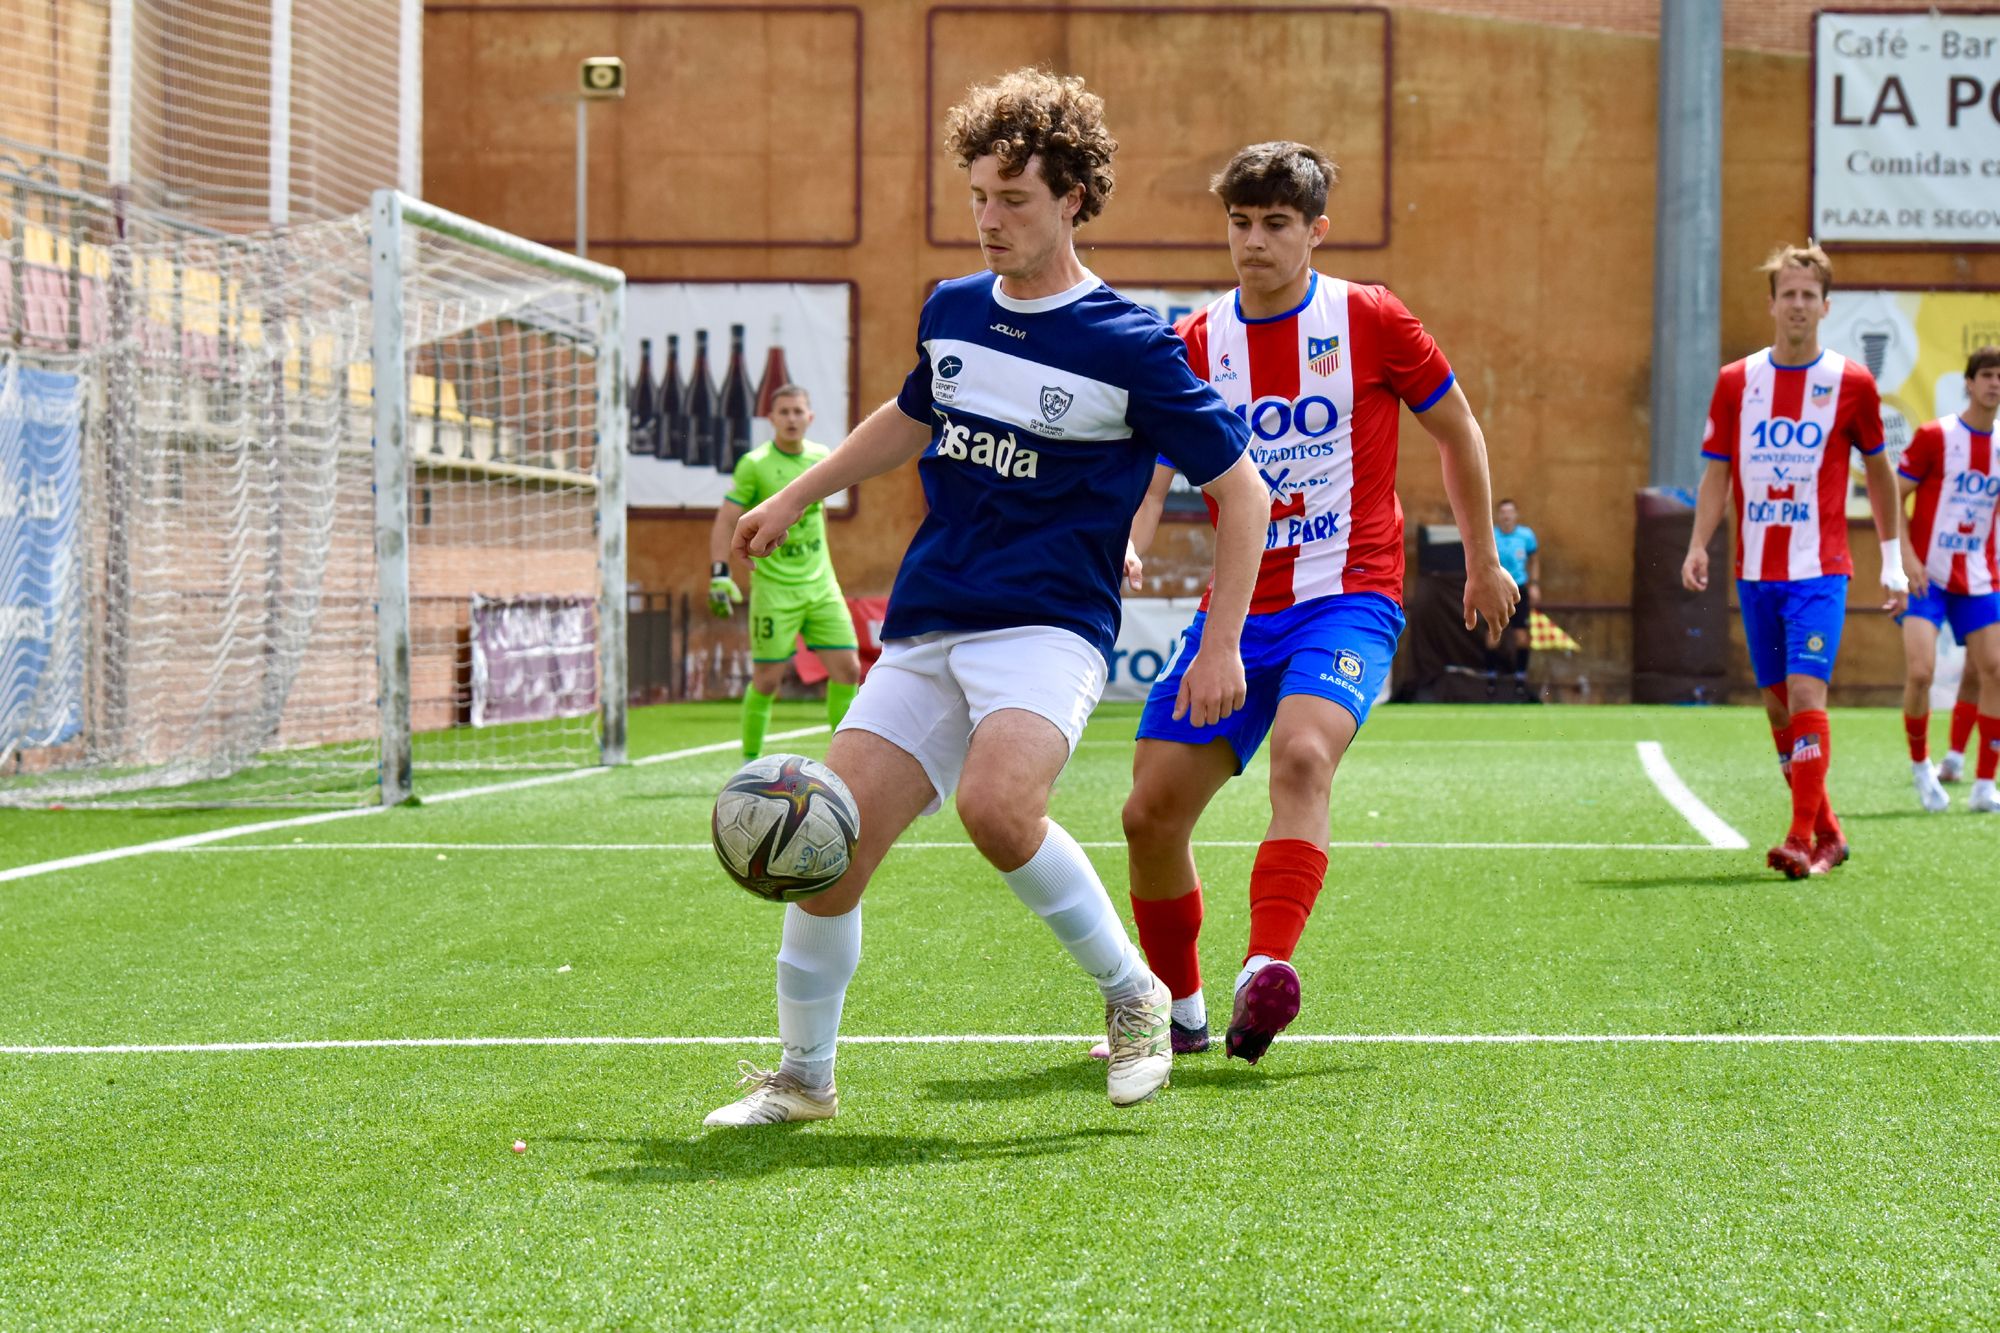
[709,562,743,617]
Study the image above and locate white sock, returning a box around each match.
[1000,821,1150,1004]
[1170,993,1207,1029]
[1976,778,1996,800]
[1234,954,1274,994]
[1915,759,1937,777]
[775,903,860,1090]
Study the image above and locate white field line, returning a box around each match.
[0,727,830,886]
[1075,738,1640,749]
[1635,741,1748,849]
[169,838,1724,855]
[8,1032,2000,1056]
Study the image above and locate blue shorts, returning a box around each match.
[1136,593,1405,773]
[1898,586,2000,642]
[1738,575,1847,690]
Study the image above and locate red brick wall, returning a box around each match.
[1392,1,1987,53]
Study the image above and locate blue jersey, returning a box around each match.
[1494,524,1536,585]
[886,271,1249,661]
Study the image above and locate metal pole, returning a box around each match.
[596,280,629,765]
[370,191,413,804]
[269,0,294,227]
[575,99,587,259]
[397,0,423,195]
[108,0,132,189]
[1648,0,1723,492]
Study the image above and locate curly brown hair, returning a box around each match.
[942,68,1117,226]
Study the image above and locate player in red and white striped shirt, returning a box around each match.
[1116,142,1515,1063]
[1896,345,2000,813]
[1683,245,1909,878]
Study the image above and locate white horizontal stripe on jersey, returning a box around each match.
[924,337,1133,444]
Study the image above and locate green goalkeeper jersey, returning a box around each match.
[725,440,839,589]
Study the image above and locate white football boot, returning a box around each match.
[1103,974,1173,1106]
[1913,761,1951,813]
[1939,751,1966,783]
[1971,780,2000,814]
[703,1061,837,1127]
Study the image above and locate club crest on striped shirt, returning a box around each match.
[1308,335,1341,377]
[1811,382,1833,403]
[1039,385,1074,422]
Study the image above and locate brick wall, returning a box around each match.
[1393,0,1985,53]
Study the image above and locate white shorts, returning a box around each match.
[836,624,1107,815]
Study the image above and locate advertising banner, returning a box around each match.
[1105,597,1200,703]
[1822,287,2000,515]
[624,282,853,512]
[468,594,599,727]
[0,359,82,755]
[1813,12,2000,244]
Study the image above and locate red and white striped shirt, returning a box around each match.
[1701,348,1884,582]
[1900,415,2000,596]
[1176,273,1453,613]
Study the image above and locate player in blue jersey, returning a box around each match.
[703,69,1268,1125]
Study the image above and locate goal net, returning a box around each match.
[0,189,626,808]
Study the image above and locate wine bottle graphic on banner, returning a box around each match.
[660,332,688,463]
[685,328,717,469]
[754,316,792,419]
[629,338,658,456]
[718,323,755,472]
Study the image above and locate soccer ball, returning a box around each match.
[710,754,860,902]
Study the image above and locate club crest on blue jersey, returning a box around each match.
[1040,385,1075,422]
[1335,649,1364,680]
[1308,335,1341,377]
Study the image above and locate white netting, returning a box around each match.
[0,190,617,807]
[0,0,410,230]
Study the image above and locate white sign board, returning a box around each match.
[624,282,852,511]
[1813,12,2000,244]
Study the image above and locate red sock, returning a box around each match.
[1810,718,1841,842]
[1951,701,1979,754]
[1904,712,1931,764]
[1245,839,1327,963]
[1772,724,1794,787]
[1979,715,2000,782]
[1768,683,1793,787]
[1130,888,1204,1002]
[1786,711,1830,842]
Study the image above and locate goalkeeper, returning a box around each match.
[706,385,860,758]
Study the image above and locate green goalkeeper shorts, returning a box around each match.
[748,581,858,663]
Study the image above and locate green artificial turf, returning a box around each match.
[4,701,1998,1328]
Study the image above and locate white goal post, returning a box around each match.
[370,191,628,804]
[0,187,628,809]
